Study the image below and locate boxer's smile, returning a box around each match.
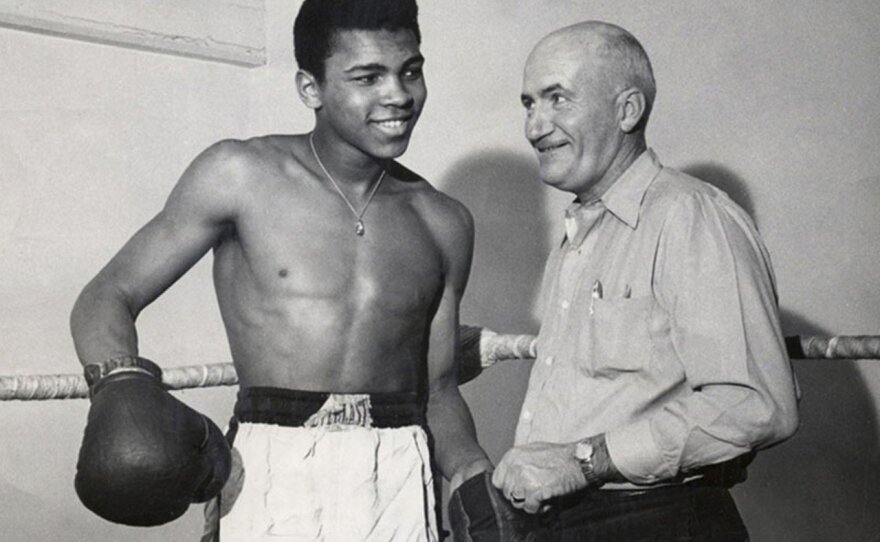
[371,115,414,138]
[307,28,426,161]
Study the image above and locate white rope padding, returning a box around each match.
[798,335,880,360]
[1,328,878,401]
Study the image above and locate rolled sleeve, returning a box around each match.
[647,190,799,475]
[605,419,675,485]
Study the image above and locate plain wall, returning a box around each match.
[1,1,878,540]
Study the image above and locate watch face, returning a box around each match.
[575,441,594,461]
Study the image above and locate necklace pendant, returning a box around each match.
[355,221,365,236]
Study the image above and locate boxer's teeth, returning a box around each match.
[377,120,406,128]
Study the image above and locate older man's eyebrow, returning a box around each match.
[539,84,566,97]
[521,83,568,102]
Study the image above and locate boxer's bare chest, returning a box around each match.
[214,169,445,320]
[210,150,452,389]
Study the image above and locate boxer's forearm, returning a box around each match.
[71,279,140,366]
[426,383,492,492]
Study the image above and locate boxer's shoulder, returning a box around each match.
[174,135,311,208]
[176,137,267,194]
[208,136,293,178]
[386,162,470,223]
[384,163,473,269]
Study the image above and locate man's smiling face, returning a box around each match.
[521,36,623,200]
[314,28,426,161]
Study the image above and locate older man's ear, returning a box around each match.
[618,87,647,133]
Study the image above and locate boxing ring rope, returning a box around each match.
[2,327,879,401]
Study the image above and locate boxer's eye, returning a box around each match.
[353,74,380,85]
[402,66,423,81]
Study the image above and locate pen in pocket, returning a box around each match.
[590,279,602,314]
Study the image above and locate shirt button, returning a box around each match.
[521,410,532,421]
[561,300,571,309]
[545,356,554,366]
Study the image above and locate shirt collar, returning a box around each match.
[598,148,661,230]
[560,149,661,247]
[563,201,602,247]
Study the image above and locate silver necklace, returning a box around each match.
[309,133,386,236]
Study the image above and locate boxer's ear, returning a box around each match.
[296,70,322,110]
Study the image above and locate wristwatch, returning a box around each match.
[83,355,162,387]
[574,439,604,486]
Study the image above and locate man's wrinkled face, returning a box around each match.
[521,38,622,199]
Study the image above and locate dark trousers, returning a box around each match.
[529,485,748,542]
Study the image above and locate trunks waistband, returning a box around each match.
[233,387,426,429]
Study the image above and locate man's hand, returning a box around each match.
[492,442,587,514]
[492,435,623,514]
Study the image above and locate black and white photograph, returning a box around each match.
[1,1,878,540]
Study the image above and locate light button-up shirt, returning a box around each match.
[515,149,799,487]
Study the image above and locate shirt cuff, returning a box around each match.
[605,419,676,485]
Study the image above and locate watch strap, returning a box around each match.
[575,439,604,487]
[83,355,162,387]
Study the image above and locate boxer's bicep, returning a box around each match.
[98,141,245,311]
[71,141,247,363]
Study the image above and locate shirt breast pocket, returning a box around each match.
[585,296,653,376]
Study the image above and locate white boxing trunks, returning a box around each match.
[202,388,438,542]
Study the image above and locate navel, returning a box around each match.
[278,268,289,278]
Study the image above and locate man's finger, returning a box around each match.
[492,454,516,490]
[509,486,525,501]
[522,494,543,514]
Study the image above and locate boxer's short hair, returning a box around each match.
[294,0,421,81]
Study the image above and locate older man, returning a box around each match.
[479,21,799,541]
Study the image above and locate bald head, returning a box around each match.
[528,21,656,128]
[521,21,656,199]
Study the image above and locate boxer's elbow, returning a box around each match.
[72,277,134,325]
[70,279,140,364]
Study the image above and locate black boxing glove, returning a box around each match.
[75,356,231,526]
[448,471,536,542]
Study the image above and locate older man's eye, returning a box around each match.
[551,93,567,105]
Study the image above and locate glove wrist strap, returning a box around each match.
[84,355,162,388]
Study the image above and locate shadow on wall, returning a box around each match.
[683,162,880,540]
[0,475,86,541]
[439,149,551,462]
[682,162,757,224]
[736,310,880,542]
